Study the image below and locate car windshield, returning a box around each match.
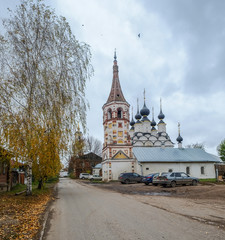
[147,173,157,177]
[156,172,168,177]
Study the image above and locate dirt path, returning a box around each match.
[86,181,225,230]
[44,179,225,240]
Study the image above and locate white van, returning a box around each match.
[79,173,90,179]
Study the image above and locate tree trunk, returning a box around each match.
[26,162,32,195]
[38,178,43,189]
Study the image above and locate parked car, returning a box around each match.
[88,175,102,181]
[153,172,199,187]
[152,172,168,186]
[142,173,159,185]
[118,172,143,184]
[79,173,90,179]
[59,171,68,178]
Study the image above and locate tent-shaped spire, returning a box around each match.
[106,50,127,103]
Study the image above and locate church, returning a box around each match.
[101,52,221,181]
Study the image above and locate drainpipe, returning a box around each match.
[216,167,218,182]
[139,163,143,176]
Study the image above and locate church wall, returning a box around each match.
[102,146,133,161]
[142,121,151,132]
[92,168,101,175]
[103,102,130,146]
[158,123,166,133]
[139,162,216,179]
[102,159,135,181]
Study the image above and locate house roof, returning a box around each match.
[133,147,222,163]
[94,163,102,169]
[81,152,102,160]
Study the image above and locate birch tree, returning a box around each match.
[0,0,93,194]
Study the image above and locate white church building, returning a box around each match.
[101,52,222,181]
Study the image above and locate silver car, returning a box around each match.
[88,175,102,181]
[79,173,90,179]
[152,172,199,187]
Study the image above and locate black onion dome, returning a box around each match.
[140,102,150,116]
[135,111,141,120]
[158,110,165,120]
[130,117,135,126]
[176,134,183,143]
[151,118,156,127]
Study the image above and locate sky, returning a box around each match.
[1,0,225,156]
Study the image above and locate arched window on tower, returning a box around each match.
[108,109,112,120]
[117,108,123,119]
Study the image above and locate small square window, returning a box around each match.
[168,169,173,172]
[146,168,149,170]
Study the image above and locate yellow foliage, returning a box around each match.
[0,191,52,239]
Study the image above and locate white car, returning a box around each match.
[79,173,90,179]
[88,175,102,181]
[59,171,68,178]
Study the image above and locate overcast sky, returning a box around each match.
[1,0,225,156]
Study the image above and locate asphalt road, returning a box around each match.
[44,178,224,240]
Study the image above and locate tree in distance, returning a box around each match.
[68,134,102,176]
[0,0,93,194]
[217,139,225,162]
[185,142,205,150]
[85,136,102,157]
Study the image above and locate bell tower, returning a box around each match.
[102,51,134,181]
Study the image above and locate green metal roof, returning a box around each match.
[133,147,222,163]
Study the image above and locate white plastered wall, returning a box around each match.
[139,162,216,179]
[102,159,135,181]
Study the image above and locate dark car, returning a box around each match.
[142,173,159,185]
[153,172,199,187]
[151,172,168,186]
[118,172,143,184]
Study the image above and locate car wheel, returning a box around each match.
[153,183,158,186]
[145,183,149,185]
[82,177,85,179]
[171,181,176,188]
[125,179,130,184]
[192,180,197,186]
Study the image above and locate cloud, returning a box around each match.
[1,0,224,156]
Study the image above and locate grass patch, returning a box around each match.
[9,183,26,194]
[2,176,58,196]
[46,176,59,183]
[199,178,225,185]
[69,173,76,179]
[199,178,217,183]
[89,180,104,183]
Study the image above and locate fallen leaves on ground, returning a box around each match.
[0,191,51,240]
